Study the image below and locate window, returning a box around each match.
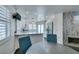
[32,24,36,33]
[29,24,36,34]
[0,6,10,40]
[38,25,41,33]
[38,24,44,33]
[0,21,6,40]
[28,23,44,34]
[73,15,79,24]
[41,24,44,33]
[29,24,32,30]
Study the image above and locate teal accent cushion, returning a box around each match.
[19,36,32,54]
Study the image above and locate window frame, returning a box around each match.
[0,6,11,41]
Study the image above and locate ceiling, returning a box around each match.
[4,5,79,21]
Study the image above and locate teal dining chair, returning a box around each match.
[47,34,57,43]
[19,36,32,54]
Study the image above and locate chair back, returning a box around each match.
[19,36,32,54]
[47,34,57,43]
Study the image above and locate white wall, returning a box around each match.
[54,13,63,44]
[46,13,63,44]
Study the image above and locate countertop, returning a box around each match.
[14,32,43,36]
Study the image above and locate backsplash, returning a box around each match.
[63,12,79,44]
